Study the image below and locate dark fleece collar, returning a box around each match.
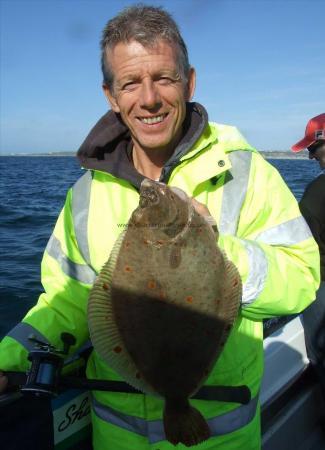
[77,102,208,189]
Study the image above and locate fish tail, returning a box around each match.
[163,398,210,447]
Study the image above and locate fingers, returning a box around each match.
[0,371,8,393]
[169,186,189,201]
[169,192,219,234]
[190,197,211,216]
[170,189,211,216]
[190,198,218,234]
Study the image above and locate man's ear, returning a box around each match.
[102,84,120,113]
[186,67,196,101]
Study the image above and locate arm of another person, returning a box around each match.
[299,175,325,280]
[0,181,97,378]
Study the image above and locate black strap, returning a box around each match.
[5,371,251,405]
[194,384,251,404]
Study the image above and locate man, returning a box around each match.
[0,5,320,450]
[292,113,325,396]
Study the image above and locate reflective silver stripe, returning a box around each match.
[92,394,258,443]
[240,240,268,305]
[219,152,311,305]
[72,171,93,266]
[64,340,93,365]
[255,216,312,246]
[46,234,96,284]
[219,151,252,235]
[218,151,261,303]
[7,322,49,351]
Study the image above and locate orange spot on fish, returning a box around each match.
[103,283,109,290]
[186,296,193,303]
[124,266,132,272]
[233,279,238,287]
[143,239,149,245]
[113,346,122,353]
[125,241,131,248]
[159,291,166,300]
[147,280,156,289]
[156,240,164,245]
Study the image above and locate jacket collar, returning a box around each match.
[77,102,208,189]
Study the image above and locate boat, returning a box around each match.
[262,315,325,449]
[1,315,324,449]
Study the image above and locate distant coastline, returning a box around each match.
[1,151,77,157]
[261,151,308,160]
[0,150,308,159]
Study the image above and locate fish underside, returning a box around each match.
[88,180,242,447]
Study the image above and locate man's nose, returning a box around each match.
[139,79,162,109]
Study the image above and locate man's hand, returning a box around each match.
[170,187,218,233]
[190,198,218,233]
[0,372,8,393]
[190,197,211,216]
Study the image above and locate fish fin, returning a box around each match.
[88,230,156,396]
[221,249,242,320]
[88,230,125,364]
[211,250,242,353]
[163,399,210,447]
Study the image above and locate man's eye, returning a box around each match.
[123,82,139,91]
[157,77,173,85]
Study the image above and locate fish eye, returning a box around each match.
[147,189,158,202]
[149,194,157,202]
[140,188,159,207]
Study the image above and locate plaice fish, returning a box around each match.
[88,179,242,447]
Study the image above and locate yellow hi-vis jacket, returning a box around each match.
[0,122,320,450]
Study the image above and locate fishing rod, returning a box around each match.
[3,333,251,405]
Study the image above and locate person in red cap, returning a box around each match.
[292,113,325,167]
[292,113,325,400]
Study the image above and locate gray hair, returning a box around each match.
[100,4,190,90]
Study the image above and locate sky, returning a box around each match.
[1,0,324,154]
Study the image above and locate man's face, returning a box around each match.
[103,40,195,154]
[308,142,325,169]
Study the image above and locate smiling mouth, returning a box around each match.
[138,114,168,125]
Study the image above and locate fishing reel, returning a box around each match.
[21,332,76,398]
